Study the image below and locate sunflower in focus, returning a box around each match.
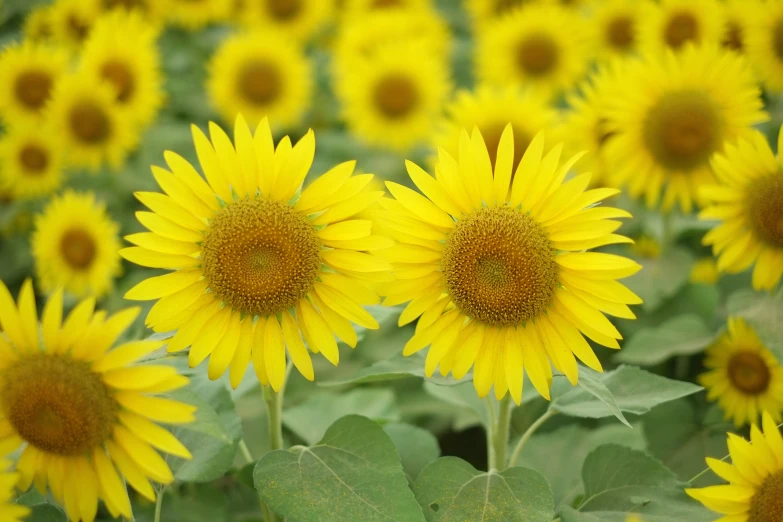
[687,411,783,522]
[207,31,311,130]
[700,127,783,291]
[591,0,641,60]
[721,0,757,54]
[0,42,69,124]
[49,0,100,53]
[476,3,590,100]
[605,44,767,214]
[0,461,27,522]
[167,0,230,30]
[433,85,560,174]
[0,280,194,522]
[375,127,641,403]
[745,0,783,91]
[23,5,54,42]
[32,191,122,299]
[121,116,391,390]
[0,124,64,200]
[637,0,724,54]
[238,0,332,42]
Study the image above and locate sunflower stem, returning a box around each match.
[260,362,293,522]
[488,395,513,470]
[153,486,167,522]
[509,410,557,467]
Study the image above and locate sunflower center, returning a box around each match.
[516,34,559,77]
[774,18,783,61]
[69,101,111,144]
[481,123,530,172]
[607,15,634,50]
[642,90,720,171]
[266,0,301,20]
[1,354,117,456]
[374,74,418,119]
[201,198,321,317]
[728,351,771,395]
[749,470,783,522]
[723,22,743,51]
[442,207,558,326]
[67,14,90,42]
[19,144,49,174]
[239,61,281,105]
[493,0,526,15]
[100,61,135,103]
[664,11,698,49]
[15,70,52,110]
[746,174,783,248]
[372,0,403,6]
[60,228,97,270]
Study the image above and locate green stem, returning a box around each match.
[239,439,254,464]
[488,396,513,470]
[153,486,167,522]
[509,410,558,467]
[260,363,293,522]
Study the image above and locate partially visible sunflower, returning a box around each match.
[591,0,642,60]
[700,127,783,291]
[166,0,230,30]
[207,30,312,130]
[464,0,534,30]
[690,257,719,284]
[637,0,724,54]
[686,411,783,522]
[375,126,641,403]
[0,124,64,200]
[629,235,661,260]
[23,5,55,42]
[0,461,27,522]
[95,0,169,22]
[238,0,332,41]
[745,0,783,91]
[32,191,122,299]
[605,44,767,213]
[0,42,69,125]
[341,0,431,18]
[721,0,758,54]
[0,279,195,522]
[476,3,590,100]
[49,0,100,53]
[121,116,391,390]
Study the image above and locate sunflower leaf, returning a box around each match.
[614,314,717,365]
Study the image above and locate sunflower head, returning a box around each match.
[689,257,719,284]
[24,5,55,42]
[592,0,641,60]
[237,0,333,41]
[0,123,64,200]
[49,0,100,52]
[746,1,783,94]
[166,0,231,29]
[638,0,725,54]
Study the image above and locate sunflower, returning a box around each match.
[745,0,783,91]
[375,127,641,403]
[0,42,69,125]
[637,0,724,55]
[95,0,169,22]
[686,411,783,522]
[0,124,64,200]
[336,42,450,151]
[32,191,122,299]
[690,257,719,284]
[700,127,783,291]
[464,0,534,29]
[476,3,590,100]
[433,85,560,174]
[0,461,27,522]
[721,0,758,54]
[120,116,391,391]
[604,44,767,214]
[166,0,230,30]
[237,0,332,42]
[47,73,138,172]
[79,9,164,130]
[49,0,100,53]
[207,30,312,130]
[0,279,194,522]
[341,0,431,17]
[591,0,642,60]
[23,5,55,42]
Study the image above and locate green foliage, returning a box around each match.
[615,315,716,366]
[24,505,67,522]
[383,423,442,482]
[624,247,693,312]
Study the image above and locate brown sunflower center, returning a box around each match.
[15,70,52,110]
[746,174,783,248]
[69,101,111,144]
[201,198,321,317]
[1,354,117,456]
[516,34,559,77]
[607,15,634,50]
[372,0,403,7]
[19,144,49,174]
[728,351,771,395]
[441,207,558,326]
[100,61,135,103]
[481,123,531,172]
[238,61,281,105]
[723,22,743,51]
[266,0,301,20]
[60,228,97,270]
[749,470,783,522]
[374,74,419,119]
[665,11,698,49]
[642,90,721,171]
[493,0,527,15]
[67,14,90,42]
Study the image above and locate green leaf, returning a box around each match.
[424,381,488,427]
[413,457,554,522]
[615,315,716,366]
[254,415,426,522]
[283,388,399,445]
[25,504,67,522]
[727,288,783,358]
[625,247,693,312]
[383,423,441,482]
[320,352,466,387]
[550,366,702,423]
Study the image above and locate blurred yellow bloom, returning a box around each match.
[0,123,64,200]
[637,0,724,54]
[690,258,719,285]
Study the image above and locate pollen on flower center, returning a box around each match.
[69,102,111,144]
[19,144,49,174]
[201,198,321,317]
[441,207,558,326]
[100,61,135,103]
[238,61,281,105]
[516,34,559,76]
[266,0,301,20]
[607,16,634,49]
[746,174,783,248]
[642,90,721,171]
[728,351,771,395]
[665,11,698,49]
[481,123,530,172]
[748,470,783,522]
[374,74,419,119]
[1,354,117,456]
[15,70,52,110]
[60,228,97,270]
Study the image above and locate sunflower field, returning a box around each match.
[1,0,783,521]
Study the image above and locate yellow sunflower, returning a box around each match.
[0,279,194,522]
[604,44,767,214]
[686,411,783,522]
[237,0,333,42]
[433,84,560,174]
[79,9,164,130]
[95,0,170,22]
[700,127,783,291]
[637,0,725,55]
[47,74,138,172]
[32,191,122,299]
[49,0,100,53]
[23,5,55,42]
[166,0,230,30]
[336,42,450,151]
[690,257,719,284]
[476,3,590,100]
[0,461,27,522]
[340,0,432,17]
[0,42,69,125]
[745,0,783,91]
[721,0,758,54]
[0,124,64,200]
[591,0,642,60]
[464,0,534,30]
[120,116,391,391]
[375,127,641,403]
[207,30,312,130]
